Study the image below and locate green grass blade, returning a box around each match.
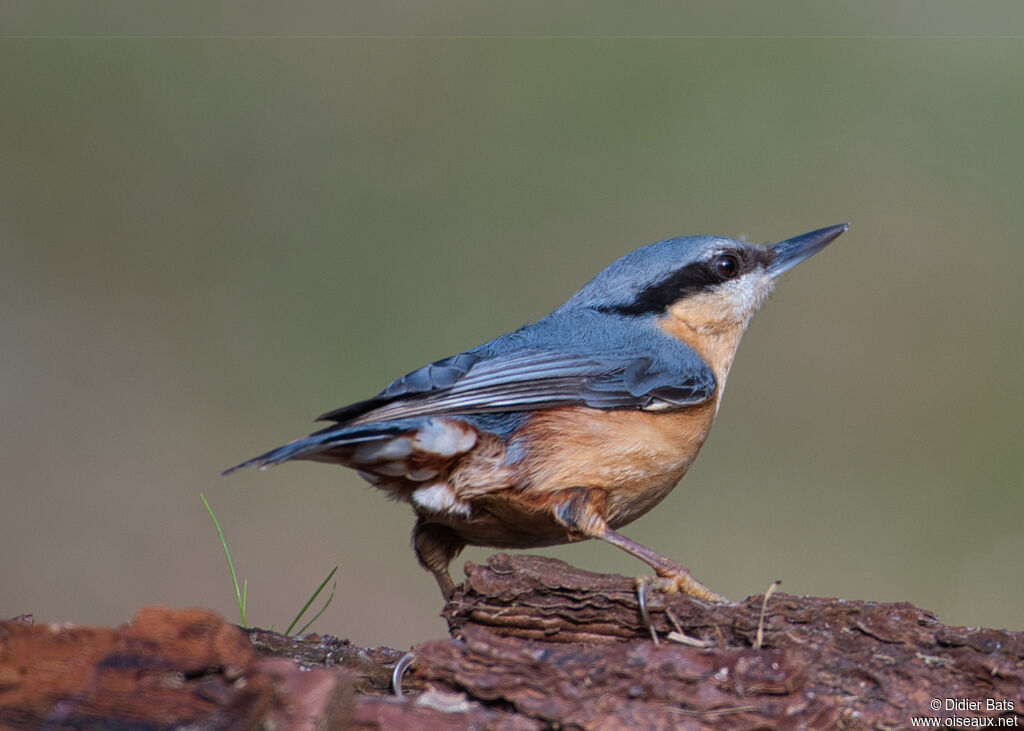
[200,493,247,628]
[286,566,338,636]
[293,580,336,637]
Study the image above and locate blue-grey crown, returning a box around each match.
[557,235,740,315]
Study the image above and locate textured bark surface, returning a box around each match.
[2,554,1022,729]
[429,554,1024,728]
[0,607,356,729]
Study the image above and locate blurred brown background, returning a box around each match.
[2,13,1022,649]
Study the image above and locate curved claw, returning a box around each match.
[635,576,660,644]
[392,652,415,696]
[598,529,730,603]
[635,568,733,644]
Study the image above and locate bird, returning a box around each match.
[226,223,848,604]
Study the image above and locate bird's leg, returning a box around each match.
[599,528,729,603]
[554,488,728,602]
[412,520,465,601]
[553,488,728,641]
[432,568,456,601]
[600,527,730,643]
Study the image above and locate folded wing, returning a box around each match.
[320,310,716,426]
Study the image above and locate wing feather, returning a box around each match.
[322,310,717,427]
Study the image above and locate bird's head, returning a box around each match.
[563,224,848,334]
[559,223,849,382]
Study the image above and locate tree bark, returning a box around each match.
[2,554,1022,729]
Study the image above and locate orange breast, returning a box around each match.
[509,402,719,528]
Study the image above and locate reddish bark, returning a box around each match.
[2,554,1022,729]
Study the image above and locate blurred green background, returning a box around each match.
[2,36,1022,649]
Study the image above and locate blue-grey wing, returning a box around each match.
[318,310,716,426]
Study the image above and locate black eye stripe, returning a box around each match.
[595,247,775,317]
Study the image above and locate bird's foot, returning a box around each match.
[647,566,730,603]
[634,568,730,644]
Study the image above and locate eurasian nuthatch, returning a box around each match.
[227,223,848,603]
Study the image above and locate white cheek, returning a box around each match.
[750,272,776,309]
[722,272,775,320]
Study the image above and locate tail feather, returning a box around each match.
[222,420,416,475]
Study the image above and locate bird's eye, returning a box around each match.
[713,253,741,279]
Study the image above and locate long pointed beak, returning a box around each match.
[768,223,849,278]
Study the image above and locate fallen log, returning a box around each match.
[2,554,1021,729]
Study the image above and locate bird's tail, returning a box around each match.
[221,420,412,475]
